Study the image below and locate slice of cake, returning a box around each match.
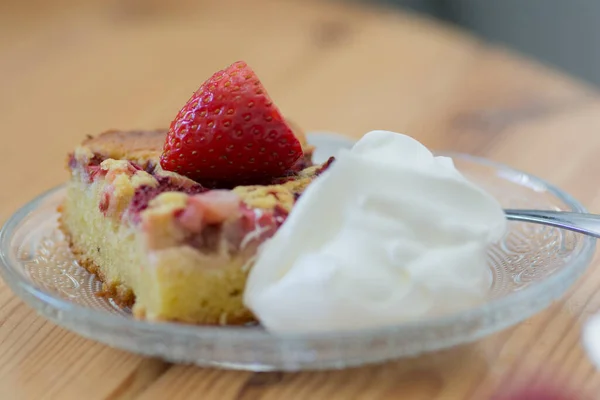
[59,61,331,324]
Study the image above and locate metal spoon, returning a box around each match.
[505,209,600,238]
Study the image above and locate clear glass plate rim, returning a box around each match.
[0,152,595,342]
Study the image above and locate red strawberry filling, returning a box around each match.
[98,187,113,215]
[70,152,308,230]
[315,156,335,175]
[177,191,241,233]
[175,200,288,254]
[128,176,206,224]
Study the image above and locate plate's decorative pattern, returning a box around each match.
[15,208,580,313]
[20,230,130,316]
[0,138,596,371]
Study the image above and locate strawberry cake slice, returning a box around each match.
[59,61,331,324]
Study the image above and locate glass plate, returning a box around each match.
[0,134,595,371]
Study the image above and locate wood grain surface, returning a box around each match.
[1,0,600,399]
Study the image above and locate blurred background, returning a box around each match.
[5,0,599,83]
[381,0,600,86]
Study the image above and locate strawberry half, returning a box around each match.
[160,61,304,183]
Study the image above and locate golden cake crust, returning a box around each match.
[81,129,166,164]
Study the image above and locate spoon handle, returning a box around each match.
[504,209,600,239]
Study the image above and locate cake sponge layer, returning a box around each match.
[60,178,255,324]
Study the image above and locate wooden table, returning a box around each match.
[2,0,600,398]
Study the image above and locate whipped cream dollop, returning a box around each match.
[244,130,507,333]
[583,314,600,370]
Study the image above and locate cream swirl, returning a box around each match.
[244,130,507,333]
